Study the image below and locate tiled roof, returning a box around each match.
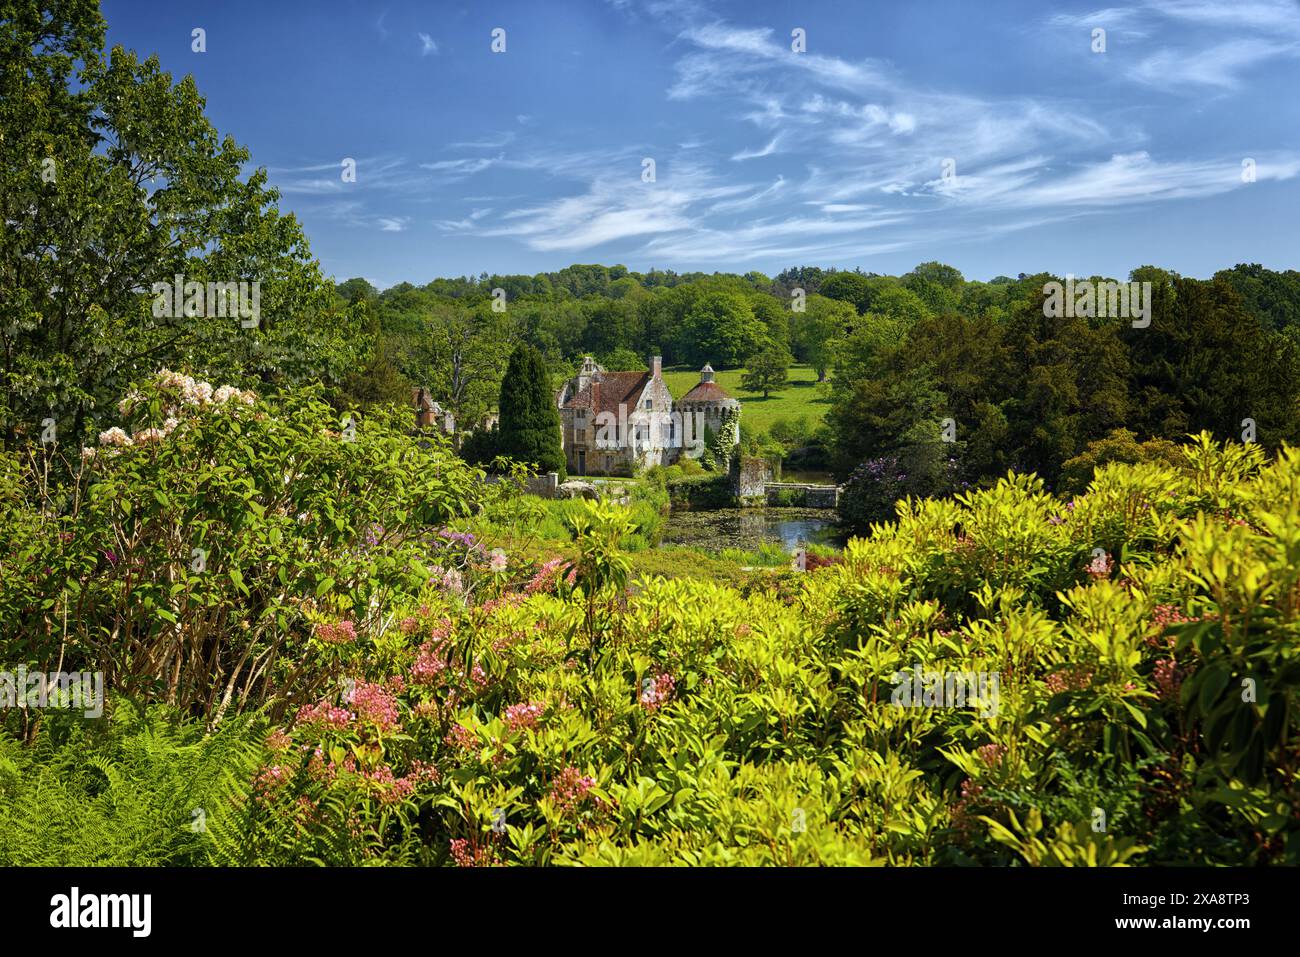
[562,370,649,418]
[680,380,734,403]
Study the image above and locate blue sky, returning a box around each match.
[103,0,1300,287]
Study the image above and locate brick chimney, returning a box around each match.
[650,355,662,378]
[413,387,437,428]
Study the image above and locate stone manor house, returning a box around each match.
[555,355,740,476]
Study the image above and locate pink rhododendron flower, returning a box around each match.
[346,680,401,735]
[295,701,354,731]
[411,641,451,685]
[444,723,476,751]
[253,764,289,796]
[548,766,597,815]
[524,557,565,595]
[640,672,676,711]
[503,701,544,732]
[1154,658,1184,700]
[1087,551,1113,577]
[314,620,357,645]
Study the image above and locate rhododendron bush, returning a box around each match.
[2,414,1298,865]
[212,436,1300,865]
[0,372,492,718]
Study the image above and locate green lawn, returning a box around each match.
[662,363,831,434]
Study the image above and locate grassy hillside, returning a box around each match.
[663,363,831,433]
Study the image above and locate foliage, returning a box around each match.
[826,271,1300,492]
[679,292,764,368]
[0,372,490,721]
[4,427,1300,866]
[702,406,742,472]
[1,2,357,452]
[496,344,566,479]
[0,700,265,865]
[1058,428,1185,494]
[741,341,792,398]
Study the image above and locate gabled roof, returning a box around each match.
[562,370,649,418]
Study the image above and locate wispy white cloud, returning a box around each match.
[928,151,1300,209]
[1046,6,1149,38]
[1047,0,1300,90]
[730,135,781,161]
[708,176,785,213]
[471,158,750,251]
[270,157,412,195]
[1130,37,1299,88]
[316,4,1300,267]
[418,32,438,56]
[434,207,494,231]
[1148,0,1300,34]
[817,203,876,213]
[446,132,515,149]
[419,156,503,177]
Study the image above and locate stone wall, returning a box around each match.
[731,455,773,505]
[765,483,840,508]
[483,471,559,498]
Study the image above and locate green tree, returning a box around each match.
[741,341,791,398]
[340,299,411,410]
[748,294,790,353]
[679,292,762,368]
[1,1,356,450]
[418,302,515,431]
[335,277,379,306]
[794,294,856,381]
[819,272,873,312]
[497,343,565,477]
[599,347,645,371]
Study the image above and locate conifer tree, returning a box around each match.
[497,344,566,478]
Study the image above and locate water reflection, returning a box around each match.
[662,508,842,552]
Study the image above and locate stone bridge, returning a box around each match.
[764,482,840,508]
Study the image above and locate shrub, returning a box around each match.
[1058,428,1185,494]
[6,426,1300,866]
[0,372,489,722]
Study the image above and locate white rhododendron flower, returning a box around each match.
[98,427,132,447]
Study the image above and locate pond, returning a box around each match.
[661,507,844,552]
